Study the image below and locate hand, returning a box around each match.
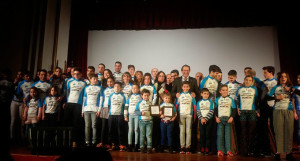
[201,118,207,125]
[256,112,260,117]
[160,114,165,118]
[294,112,298,120]
[81,113,84,117]
[63,103,66,109]
[216,117,221,123]
[96,111,100,117]
[142,111,145,116]
[124,117,128,122]
[191,92,196,98]
[57,96,62,102]
[227,117,233,123]
[176,93,180,98]
[170,117,175,122]
[238,109,241,116]
[284,86,291,92]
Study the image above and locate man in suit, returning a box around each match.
[171,64,200,153]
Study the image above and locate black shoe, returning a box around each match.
[147,148,152,153]
[134,144,139,152]
[127,145,132,152]
[169,146,173,154]
[159,145,164,153]
[286,153,295,161]
[274,154,280,161]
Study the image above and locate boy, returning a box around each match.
[135,89,153,153]
[196,88,214,155]
[128,65,135,81]
[176,81,196,154]
[159,92,177,153]
[224,70,242,102]
[82,74,103,147]
[32,69,52,103]
[97,63,105,82]
[63,68,86,148]
[84,66,95,85]
[215,84,236,157]
[200,65,222,102]
[107,82,126,151]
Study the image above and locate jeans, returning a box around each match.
[128,115,139,145]
[139,120,153,148]
[179,115,192,148]
[160,121,174,146]
[217,116,231,153]
[84,111,97,144]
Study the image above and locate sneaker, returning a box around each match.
[111,144,116,150]
[205,148,209,155]
[147,148,152,153]
[140,147,147,153]
[96,142,103,148]
[186,147,191,154]
[106,145,112,151]
[227,151,234,157]
[180,147,185,154]
[168,146,173,154]
[119,145,126,152]
[218,150,224,157]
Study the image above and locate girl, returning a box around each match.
[134,71,143,86]
[101,69,113,89]
[122,72,133,100]
[140,73,157,105]
[42,86,60,127]
[236,76,259,156]
[23,87,42,139]
[268,72,297,160]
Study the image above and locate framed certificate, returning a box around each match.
[150,105,160,116]
[162,106,174,117]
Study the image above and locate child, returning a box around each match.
[215,84,236,157]
[200,65,222,102]
[176,81,196,154]
[236,76,259,156]
[32,69,52,103]
[107,82,126,151]
[292,74,300,149]
[23,87,42,139]
[82,74,103,147]
[124,83,142,152]
[159,92,177,153]
[135,89,153,153]
[122,72,133,100]
[225,70,242,102]
[268,72,297,161]
[140,73,157,105]
[96,77,114,148]
[42,86,61,127]
[196,88,214,155]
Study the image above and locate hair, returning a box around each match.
[181,64,190,71]
[155,71,166,83]
[23,70,31,77]
[40,69,47,74]
[163,92,171,98]
[134,70,143,84]
[143,73,152,85]
[209,65,221,73]
[103,69,113,78]
[122,72,133,83]
[262,66,275,75]
[55,67,62,72]
[141,89,150,95]
[107,76,115,82]
[89,73,98,79]
[73,68,82,73]
[115,61,122,66]
[277,72,293,87]
[181,81,190,87]
[201,88,210,94]
[228,70,237,76]
[114,82,122,87]
[246,69,256,77]
[98,63,105,68]
[87,66,95,71]
[128,64,135,70]
[49,86,59,97]
[219,84,228,91]
[244,75,253,81]
[48,70,53,75]
[171,69,179,76]
[244,67,252,71]
[132,82,140,88]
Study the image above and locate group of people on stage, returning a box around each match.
[3,61,300,160]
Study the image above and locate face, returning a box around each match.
[87,68,95,76]
[90,77,98,85]
[182,84,190,92]
[132,85,140,94]
[128,67,135,76]
[297,75,300,84]
[166,74,172,84]
[73,71,81,79]
[135,72,143,80]
[201,92,210,99]
[216,73,222,82]
[17,72,22,79]
[98,65,105,73]
[163,96,171,103]
[142,93,150,100]
[219,86,228,97]
[24,74,31,81]
[181,66,190,78]
[280,73,288,84]
[157,72,165,83]
[114,84,121,93]
[195,73,203,81]
[263,70,272,79]
[144,76,151,85]
[122,74,130,83]
[228,75,236,83]
[67,67,72,73]
[151,68,158,78]
[244,69,250,76]
[171,73,178,81]
[30,89,37,97]
[71,68,75,77]
[115,63,122,72]
[244,77,253,87]
[39,71,47,81]
[55,68,62,77]
[50,87,57,96]
[211,71,219,79]
[107,78,114,87]
[104,70,111,79]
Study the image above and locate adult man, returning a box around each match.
[113,61,123,83]
[97,63,105,82]
[151,68,158,84]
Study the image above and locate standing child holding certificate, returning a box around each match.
[159,92,177,153]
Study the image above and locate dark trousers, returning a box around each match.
[63,103,84,143]
[97,117,108,144]
[44,113,58,127]
[240,121,256,155]
[199,118,213,150]
[191,118,198,152]
[108,115,125,145]
[172,118,180,151]
[152,116,161,149]
[160,121,174,146]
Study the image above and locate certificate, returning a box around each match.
[163,106,174,117]
[150,105,160,116]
